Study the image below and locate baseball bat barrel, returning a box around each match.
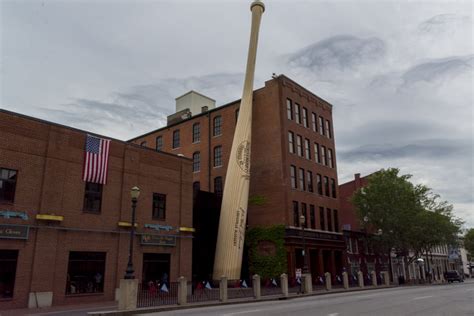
[213,0,265,280]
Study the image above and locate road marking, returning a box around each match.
[412,295,434,300]
[223,309,264,316]
[327,313,340,316]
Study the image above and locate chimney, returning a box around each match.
[355,173,361,188]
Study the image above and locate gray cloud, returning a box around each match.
[287,35,386,75]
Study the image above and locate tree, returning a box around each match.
[465,229,474,260]
[352,168,462,281]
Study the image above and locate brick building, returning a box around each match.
[130,75,345,281]
[339,173,390,282]
[0,110,193,309]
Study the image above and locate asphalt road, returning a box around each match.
[148,280,474,316]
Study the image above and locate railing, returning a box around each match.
[261,278,281,296]
[227,280,254,299]
[137,282,178,307]
[188,280,220,303]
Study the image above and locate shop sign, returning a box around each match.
[0,224,29,239]
[144,223,175,231]
[141,234,176,246]
[0,210,29,220]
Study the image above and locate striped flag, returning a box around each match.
[83,134,111,184]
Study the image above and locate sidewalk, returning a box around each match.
[0,301,117,316]
[89,285,397,315]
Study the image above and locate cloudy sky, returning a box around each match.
[1,0,473,227]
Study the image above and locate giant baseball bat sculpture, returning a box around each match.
[213,0,265,280]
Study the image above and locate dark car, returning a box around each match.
[445,270,464,283]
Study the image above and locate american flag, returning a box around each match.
[83,134,111,184]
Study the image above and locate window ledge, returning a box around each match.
[0,297,13,301]
[65,292,104,297]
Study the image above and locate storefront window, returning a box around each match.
[0,250,18,298]
[66,251,106,295]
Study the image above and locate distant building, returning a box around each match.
[0,110,193,309]
[339,172,450,284]
[130,75,345,282]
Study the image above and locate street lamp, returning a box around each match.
[300,215,309,274]
[124,186,140,279]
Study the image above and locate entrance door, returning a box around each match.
[142,253,170,284]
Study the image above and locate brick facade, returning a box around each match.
[0,110,193,309]
[130,75,345,282]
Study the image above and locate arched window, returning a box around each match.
[213,146,222,167]
[193,152,200,172]
[156,136,163,151]
[213,116,222,136]
[192,123,200,143]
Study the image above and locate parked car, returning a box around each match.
[444,270,464,283]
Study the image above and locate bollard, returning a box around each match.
[371,271,377,287]
[280,273,289,298]
[383,271,390,286]
[325,272,332,291]
[219,276,228,302]
[358,271,364,288]
[302,273,313,294]
[177,276,187,305]
[342,272,349,289]
[118,279,138,310]
[252,274,261,299]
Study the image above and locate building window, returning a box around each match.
[66,251,105,295]
[293,201,299,227]
[156,136,163,151]
[193,152,200,172]
[192,123,201,143]
[0,250,18,298]
[324,176,329,197]
[299,168,305,191]
[328,149,333,168]
[288,131,295,154]
[213,116,222,136]
[325,120,332,138]
[302,107,308,128]
[193,181,200,199]
[331,178,337,198]
[314,143,320,164]
[311,113,317,132]
[301,203,307,227]
[295,103,301,124]
[317,174,322,195]
[83,182,102,213]
[321,146,327,166]
[290,165,297,189]
[172,130,180,149]
[347,237,353,253]
[307,171,313,193]
[309,205,315,229]
[296,135,303,157]
[318,116,324,136]
[354,239,359,253]
[214,177,223,196]
[152,193,166,220]
[213,146,222,167]
[140,141,147,147]
[304,138,311,160]
[286,99,293,120]
[327,208,333,231]
[319,207,325,230]
[0,168,17,203]
[334,210,339,232]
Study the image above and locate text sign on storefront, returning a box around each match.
[141,234,176,246]
[0,224,29,240]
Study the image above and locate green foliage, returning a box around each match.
[352,168,462,264]
[245,225,287,279]
[465,229,474,259]
[248,195,267,206]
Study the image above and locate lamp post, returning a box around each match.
[124,186,140,279]
[300,215,309,274]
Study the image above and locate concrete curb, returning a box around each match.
[88,285,397,315]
